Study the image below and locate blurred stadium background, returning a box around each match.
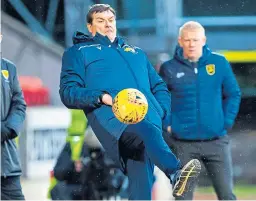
[1,0,256,199]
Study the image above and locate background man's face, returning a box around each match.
[87,10,117,42]
[178,29,206,61]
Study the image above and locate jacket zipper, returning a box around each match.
[115,47,139,88]
[115,47,162,118]
[193,63,200,137]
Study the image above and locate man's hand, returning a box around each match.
[101,94,113,106]
[1,121,13,142]
[163,114,171,134]
[74,160,83,172]
[166,126,171,133]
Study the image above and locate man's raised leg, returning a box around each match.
[122,120,201,198]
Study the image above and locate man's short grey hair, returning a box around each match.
[179,21,205,37]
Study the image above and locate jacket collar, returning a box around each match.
[174,45,212,67]
[72,31,125,47]
[93,32,125,47]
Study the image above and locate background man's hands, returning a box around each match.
[166,126,171,133]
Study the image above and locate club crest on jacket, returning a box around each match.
[123,45,136,54]
[206,64,215,75]
[1,70,9,80]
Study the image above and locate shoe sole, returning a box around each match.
[173,159,201,197]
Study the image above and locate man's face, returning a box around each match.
[178,29,206,61]
[87,10,117,42]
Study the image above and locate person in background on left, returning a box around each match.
[50,109,89,200]
[1,33,27,200]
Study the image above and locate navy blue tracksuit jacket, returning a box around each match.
[159,45,241,140]
[59,32,171,168]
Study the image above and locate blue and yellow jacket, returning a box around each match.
[159,45,241,140]
[1,58,26,177]
[59,32,171,168]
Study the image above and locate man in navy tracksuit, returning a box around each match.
[59,4,201,200]
[160,21,241,200]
